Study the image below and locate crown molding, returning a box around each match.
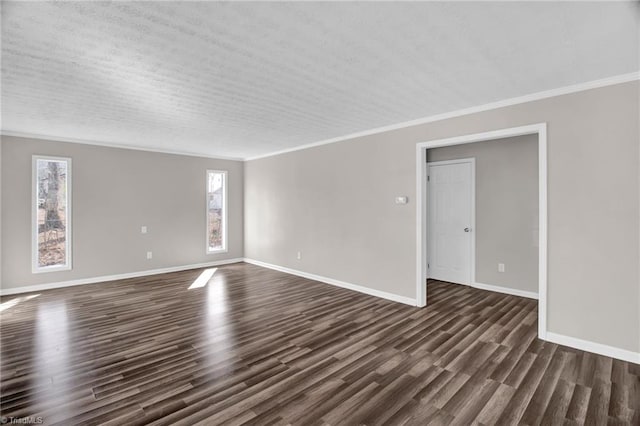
[245,71,640,161]
[0,131,245,162]
[2,72,637,162]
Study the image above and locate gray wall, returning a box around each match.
[427,135,538,293]
[0,140,2,289]
[245,81,639,353]
[1,136,244,290]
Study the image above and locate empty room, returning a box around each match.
[1,1,639,425]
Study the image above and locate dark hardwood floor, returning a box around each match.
[1,262,638,425]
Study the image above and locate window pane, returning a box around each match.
[36,159,69,268]
[207,171,225,251]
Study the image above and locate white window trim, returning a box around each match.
[206,169,228,254]
[32,155,72,273]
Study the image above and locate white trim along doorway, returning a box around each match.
[415,123,548,339]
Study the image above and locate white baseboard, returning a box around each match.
[472,281,538,300]
[243,258,417,306]
[545,332,640,364]
[4,257,637,364]
[0,258,244,296]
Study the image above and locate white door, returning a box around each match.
[427,159,474,285]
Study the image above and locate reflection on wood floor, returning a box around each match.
[1,262,638,425]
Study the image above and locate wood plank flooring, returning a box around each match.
[1,262,638,425]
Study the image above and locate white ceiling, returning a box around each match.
[2,2,638,160]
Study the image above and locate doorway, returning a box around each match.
[415,123,548,339]
[426,158,475,285]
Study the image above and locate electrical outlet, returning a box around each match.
[141,226,148,234]
[395,196,408,204]
[147,251,153,260]
[498,263,505,273]
[297,251,301,260]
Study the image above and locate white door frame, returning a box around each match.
[426,158,476,286]
[416,123,548,340]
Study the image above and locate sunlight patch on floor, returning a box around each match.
[189,268,218,289]
[0,294,41,313]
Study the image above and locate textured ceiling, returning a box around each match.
[2,2,638,159]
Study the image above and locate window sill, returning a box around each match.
[32,265,72,274]
[206,249,229,255]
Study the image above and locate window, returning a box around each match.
[206,170,227,253]
[33,156,71,272]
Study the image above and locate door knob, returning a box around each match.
[464,227,470,232]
